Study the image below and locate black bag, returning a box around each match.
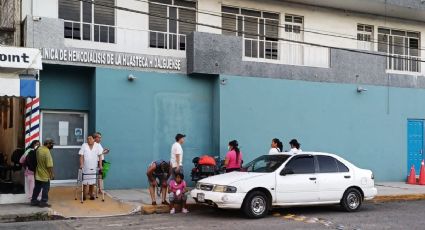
[26,149,37,172]
[11,149,25,170]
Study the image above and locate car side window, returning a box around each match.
[336,160,350,172]
[285,155,315,174]
[317,155,338,173]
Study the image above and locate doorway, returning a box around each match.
[40,111,88,181]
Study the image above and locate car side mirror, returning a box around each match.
[280,168,294,176]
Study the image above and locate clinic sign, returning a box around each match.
[0,47,43,70]
[42,48,182,71]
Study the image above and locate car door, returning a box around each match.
[275,154,319,204]
[316,155,353,202]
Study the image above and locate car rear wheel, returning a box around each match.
[341,188,362,212]
[242,191,269,219]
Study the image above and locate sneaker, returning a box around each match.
[162,201,169,205]
[90,196,95,200]
[182,208,189,214]
[152,201,157,205]
[38,203,51,208]
[170,208,175,214]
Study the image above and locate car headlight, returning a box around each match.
[195,182,201,189]
[213,185,237,193]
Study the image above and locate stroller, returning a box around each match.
[190,155,223,182]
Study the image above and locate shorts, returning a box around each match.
[150,174,168,187]
[169,192,187,203]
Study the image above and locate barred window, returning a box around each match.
[221,6,279,59]
[357,24,373,50]
[59,0,115,43]
[149,0,196,50]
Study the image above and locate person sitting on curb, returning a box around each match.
[169,172,189,214]
[147,160,171,205]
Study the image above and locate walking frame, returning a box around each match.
[74,168,105,203]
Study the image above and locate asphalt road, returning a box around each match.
[1,200,425,230]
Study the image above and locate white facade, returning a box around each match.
[22,0,425,74]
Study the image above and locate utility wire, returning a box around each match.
[133,0,425,51]
[71,0,425,64]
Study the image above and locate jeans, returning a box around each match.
[31,180,50,203]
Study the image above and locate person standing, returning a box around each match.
[94,132,109,193]
[20,140,40,200]
[288,139,302,155]
[268,138,283,155]
[79,135,102,200]
[31,139,54,207]
[170,134,185,178]
[224,140,243,173]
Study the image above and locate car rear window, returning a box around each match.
[336,160,350,172]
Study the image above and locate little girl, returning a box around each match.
[169,172,189,214]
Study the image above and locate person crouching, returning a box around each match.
[168,173,189,214]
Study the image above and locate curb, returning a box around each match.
[372,194,425,203]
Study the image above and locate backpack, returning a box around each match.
[26,149,37,172]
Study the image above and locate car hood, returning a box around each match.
[198,172,268,185]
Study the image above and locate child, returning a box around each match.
[168,172,189,214]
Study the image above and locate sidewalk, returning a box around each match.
[1,182,425,222]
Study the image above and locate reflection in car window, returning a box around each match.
[285,155,315,174]
[244,155,290,173]
[317,155,338,173]
[336,160,349,172]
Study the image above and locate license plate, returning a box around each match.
[197,193,205,202]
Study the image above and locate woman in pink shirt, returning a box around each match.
[224,140,243,173]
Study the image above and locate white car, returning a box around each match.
[190,152,377,218]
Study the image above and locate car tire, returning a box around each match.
[340,188,362,212]
[242,191,269,219]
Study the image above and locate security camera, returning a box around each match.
[356,86,367,93]
[127,74,137,81]
[32,16,42,21]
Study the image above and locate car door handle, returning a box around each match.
[344,175,351,179]
[309,177,316,180]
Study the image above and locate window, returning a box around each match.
[149,0,196,50]
[336,160,349,173]
[378,27,420,72]
[59,0,115,43]
[221,6,279,59]
[357,24,373,50]
[244,155,290,173]
[284,15,303,34]
[284,155,315,174]
[317,155,338,173]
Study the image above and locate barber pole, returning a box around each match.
[25,97,40,147]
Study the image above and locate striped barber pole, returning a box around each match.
[25,97,40,148]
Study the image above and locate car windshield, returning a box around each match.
[243,155,290,173]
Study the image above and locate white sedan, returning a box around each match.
[190,152,377,218]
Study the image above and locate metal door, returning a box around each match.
[407,120,424,175]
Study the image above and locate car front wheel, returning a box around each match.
[341,188,362,212]
[242,191,269,219]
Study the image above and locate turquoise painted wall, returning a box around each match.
[218,75,425,182]
[94,68,214,189]
[40,64,95,132]
[40,65,94,111]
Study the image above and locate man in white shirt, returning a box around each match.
[94,132,109,193]
[170,133,185,177]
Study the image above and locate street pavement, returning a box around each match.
[1,200,425,230]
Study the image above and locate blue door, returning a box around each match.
[407,120,424,175]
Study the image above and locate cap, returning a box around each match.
[175,133,186,141]
[44,138,55,145]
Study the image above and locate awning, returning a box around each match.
[0,75,37,98]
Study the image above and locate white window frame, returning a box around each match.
[357,24,374,51]
[148,0,198,50]
[40,110,88,149]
